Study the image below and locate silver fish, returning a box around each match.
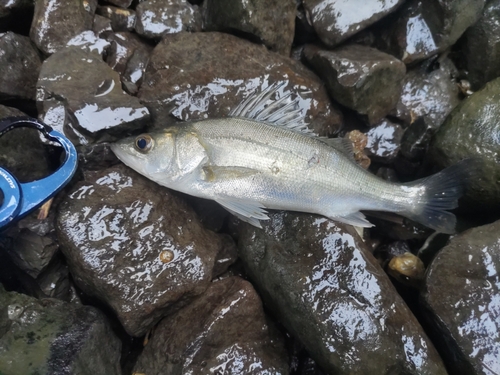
[111,84,468,233]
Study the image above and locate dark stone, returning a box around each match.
[30,0,95,55]
[0,285,122,375]
[392,57,461,129]
[0,32,42,101]
[36,256,71,300]
[93,14,113,36]
[0,104,26,118]
[36,46,150,145]
[400,118,433,161]
[133,276,289,374]
[122,47,150,95]
[96,5,136,32]
[236,212,447,374]
[462,0,500,90]
[0,0,32,18]
[139,32,343,136]
[0,120,52,183]
[365,119,403,163]
[203,0,296,55]
[428,77,500,210]
[302,0,405,47]
[421,219,500,375]
[304,44,406,125]
[377,0,485,64]
[56,164,238,336]
[135,0,201,39]
[77,143,120,171]
[106,0,133,10]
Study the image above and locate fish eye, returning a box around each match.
[134,134,153,153]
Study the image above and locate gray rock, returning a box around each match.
[462,0,500,90]
[0,32,42,101]
[0,0,32,18]
[421,219,500,375]
[0,285,122,375]
[66,30,111,56]
[302,0,405,47]
[202,0,296,55]
[0,119,51,183]
[304,44,406,125]
[392,58,461,130]
[106,0,133,10]
[428,77,500,210]
[56,164,237,336]
[30,0,95,55]
[133,276,289,374]
[36,256,71,300]
[378,0,485,64]
[97,5,136,32]
[139,32,343,136]
[93,14,113,36]
[365,119,403,163]
[135,0,201,39]
[36,46,150,145]
[0,104,26,118]
[236,212,447,375]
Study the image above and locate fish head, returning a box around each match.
[111,130,178,182]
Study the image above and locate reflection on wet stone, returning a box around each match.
[139,32,342,136]
[133,277,289,374]
[365,119,403,164]
[36,46,150,144]
[30,0,95,55]
[421,220,500,375]
[135,0,201,39]
[56,165,237,336]
[96,5,136,32]
[237,212,447,374]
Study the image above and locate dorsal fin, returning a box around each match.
[229,82,312,134]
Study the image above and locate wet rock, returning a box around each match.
[66,30,111,56]
[2,213,58,278]
[392,58,461,129]
[421,219,500,375]
[135,0,201,39]
[133,276,289,374]
[36,257,71,300]
[203,0,295,55]
[77,143,120,171]
[37,46,150,145]
[0,121,52,183]
[428,77,500,210]
[30,0,95,55]
[93,14,113,36]
[0,32,42,101]
[97,5,136,32]
[104,31,153,93]
[365,119,403,164]
[462,0,500,90]
[0,285,122,375]
[236,212,447,374]
[378,0,485,64]
[139,32,343,136]
[56,164,237,336]
[0,0,32,18]
[106,0,133,10]
[304,44,406,125]
[400,118,433,161]
[302,0,405,47]
[0,104,26,118]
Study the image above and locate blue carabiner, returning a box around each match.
[0,117,78,228]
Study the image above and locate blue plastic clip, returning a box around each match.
[0,117,78,229]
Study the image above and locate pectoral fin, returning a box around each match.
[215,197,269,228]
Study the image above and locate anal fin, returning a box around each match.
[327,211,374,228]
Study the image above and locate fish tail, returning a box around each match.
[401,159,476,234]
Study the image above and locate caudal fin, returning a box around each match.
[402,160,475,234]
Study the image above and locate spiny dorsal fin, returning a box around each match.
[229,82,312,134]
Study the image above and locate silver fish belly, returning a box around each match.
[111,84,468,233]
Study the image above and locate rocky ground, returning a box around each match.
[0,0,499,374]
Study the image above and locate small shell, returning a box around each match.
[159,250,174,263]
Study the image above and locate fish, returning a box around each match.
[111,83,470,234]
